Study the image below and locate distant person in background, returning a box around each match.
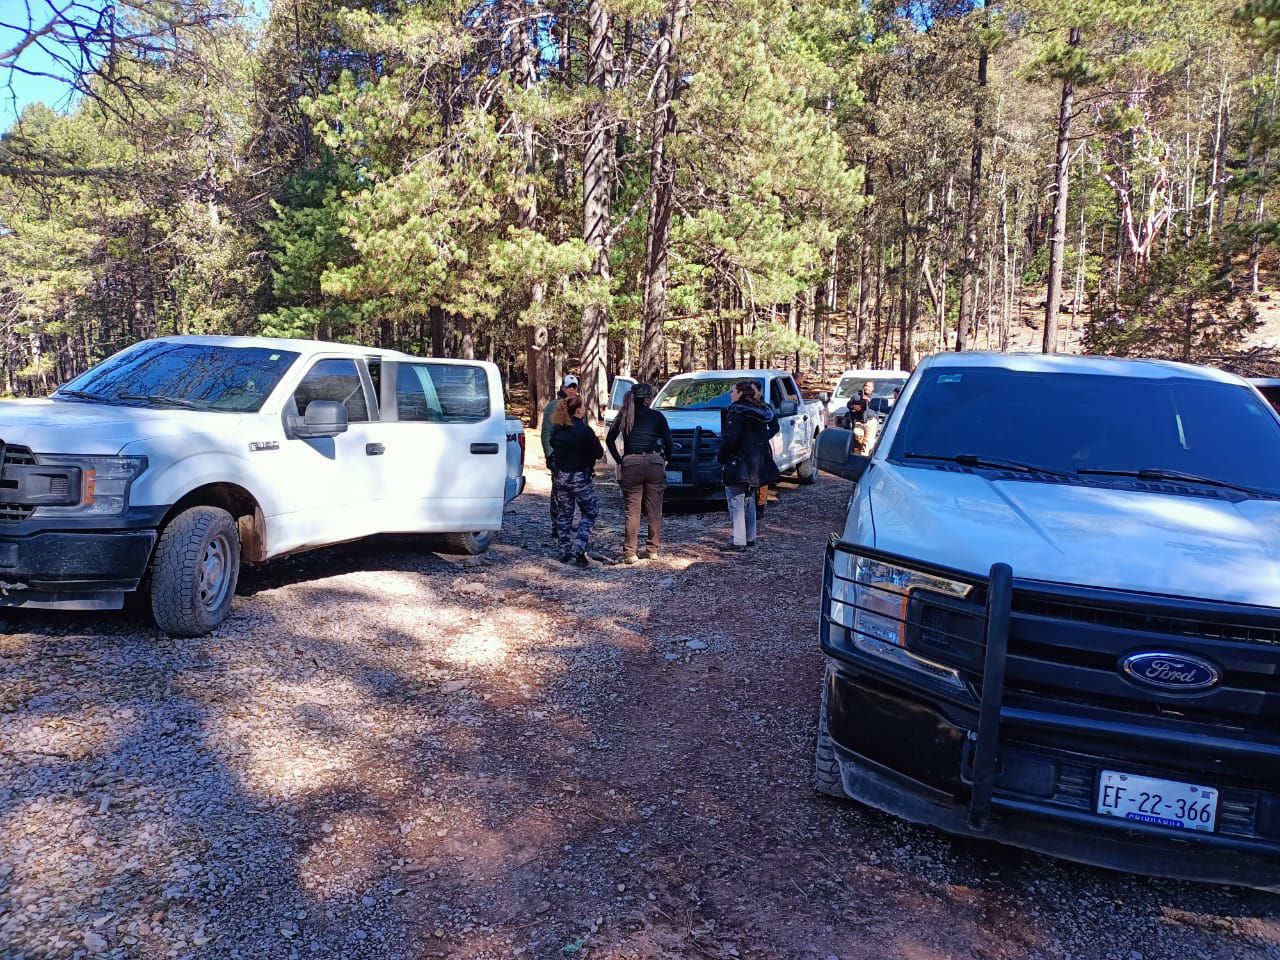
[847,396,877,455]
[540,374,579,543]
[718,380,780,551]
[550,395,604,567]
[606,383,672,564]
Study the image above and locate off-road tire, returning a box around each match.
[438,531,494,555]
[150,506,240,637]
[815,668,846,798]
[795,433,819,484]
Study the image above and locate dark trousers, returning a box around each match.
[549,468,562,537]
[552,470,599,554]
[619,453,667,558]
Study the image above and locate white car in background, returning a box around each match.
[827,368,909,423]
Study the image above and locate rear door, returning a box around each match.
[782,376,811,462]
[769,378,795,468]
[380,359,507,533]
[605,376,636,434]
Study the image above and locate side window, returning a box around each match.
[770,379,787,408]
[398,363,490,423]
[366,358,383,411]
[293,359,369,422]
[783,377,801,401]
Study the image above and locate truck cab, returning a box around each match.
[650,369,825,497]
[0,335,524,636]
[814,352,1280,890]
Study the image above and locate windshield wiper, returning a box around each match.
[55,388,111,403]
[904,452,1074,477]
[1075,467,1268,497]
[118,393,198,408]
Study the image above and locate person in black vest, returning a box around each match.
[717,380,780,551]
[550,395,604,567]
[605,382,672,564]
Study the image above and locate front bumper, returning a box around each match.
[820,540,1280,891]
[0,508,165,609]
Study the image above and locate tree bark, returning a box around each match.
[955,7,988,352]
[639,0,690,383]
[1043,26,1079,355]
[580,0,614,417]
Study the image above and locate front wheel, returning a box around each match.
[795,433,819,484]
[150,506,241,637]
[815,665,846,798]
[438,531,493,555]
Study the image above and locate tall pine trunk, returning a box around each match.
[581,0,614,419]
[639,0,689,383]
[955,6,988,352]
[1042,26,1080,354]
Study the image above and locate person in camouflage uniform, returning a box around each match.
[541,375,579,541]
[549,395,604,567]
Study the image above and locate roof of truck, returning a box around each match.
[144,335,415,361]
[921,351,1245,384]
[662,369,792,379]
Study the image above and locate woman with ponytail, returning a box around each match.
[716,379,780,551]
[605,382,673,563]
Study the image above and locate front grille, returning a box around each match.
[669,429,721,461]
[1015,595,1280,647]
[0,445,37,521]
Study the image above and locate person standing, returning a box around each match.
[717,380,780,551]
[605,383,672,564]
[540,375,579,542]
[549,395,604,567]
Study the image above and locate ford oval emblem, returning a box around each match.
[1120,652,1220,691]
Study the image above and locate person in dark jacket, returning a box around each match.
[541,375,579,542]
[550,395,604,567]
[605,382,672,564]
[717,380,780,550]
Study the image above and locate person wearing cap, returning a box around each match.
[541,375,580,542]
[605,382,672,563]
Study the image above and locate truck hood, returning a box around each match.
[861,462,1280,607]
[0,399,239,455]
[660,409,725,434]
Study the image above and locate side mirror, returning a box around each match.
[778,399,800,417]
[818,392,830,403]
[816,428,872,482]
[290,400,349,439]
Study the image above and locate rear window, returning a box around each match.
[56,342,299,413]
[396,363,490,423]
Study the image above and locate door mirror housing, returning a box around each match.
[290,400,349,439]
[816,428,871,482]
[778,399,800,417]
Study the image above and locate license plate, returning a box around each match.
[665,471,682,484]
[1096,770,1218,832]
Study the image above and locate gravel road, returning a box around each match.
[1,461,1278,960]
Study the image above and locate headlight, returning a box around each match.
[831,555,973,692]
[32,455,147,517]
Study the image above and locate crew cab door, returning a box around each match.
[270,356,384,553]
[605,375,636,431]
[378,359,507,533]
[781,376,812,463]
[769,378,798,468]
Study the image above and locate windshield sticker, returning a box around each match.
[937,374,963,383]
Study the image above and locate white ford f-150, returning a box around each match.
[0,335,525,636]
[649,369,826,497]
[813,351,1280,890]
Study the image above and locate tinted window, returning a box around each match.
[889,367,1280,495]
[397,363,489,423]
[1257,385,1280,416]
[654,378,765,410]
[783,377,801,400]
[56,342,299,413]
[294,359,369,422]
[834,376,906,399]
[770,380,787,407]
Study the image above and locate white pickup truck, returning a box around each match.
[0,335,525,636]
[814,352,1280,890]
[649,369,827,497]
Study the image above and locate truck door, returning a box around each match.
[380,360,506,533]
[272,356,383,553]
[782,376,812,463]
[769,378,796,468]
[605,376,636,436]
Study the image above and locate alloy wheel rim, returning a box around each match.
[198,533,232,612]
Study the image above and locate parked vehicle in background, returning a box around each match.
[0,336,525,636]
[827,368,908,424]
[814,352,1280,891]
[1251,377,1280,415]
[603,375,636,431]
[652,369,825,498]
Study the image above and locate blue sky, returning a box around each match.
[1,0,270,132]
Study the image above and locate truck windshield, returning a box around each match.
[55,342,300,413]
[889,367,1280,496]
[833,376,906,400]
[654,378,764,411]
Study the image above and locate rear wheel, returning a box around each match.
[795,433,819,484]
[150,506,240,637]
[438,531,494,555]
[815,665,845,798]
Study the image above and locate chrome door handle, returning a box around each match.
[366,443,385,456]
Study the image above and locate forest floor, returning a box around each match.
[2,457,1280,960]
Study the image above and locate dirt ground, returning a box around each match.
[2,457,1279,960]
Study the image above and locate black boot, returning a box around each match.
[572,552,589,568]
